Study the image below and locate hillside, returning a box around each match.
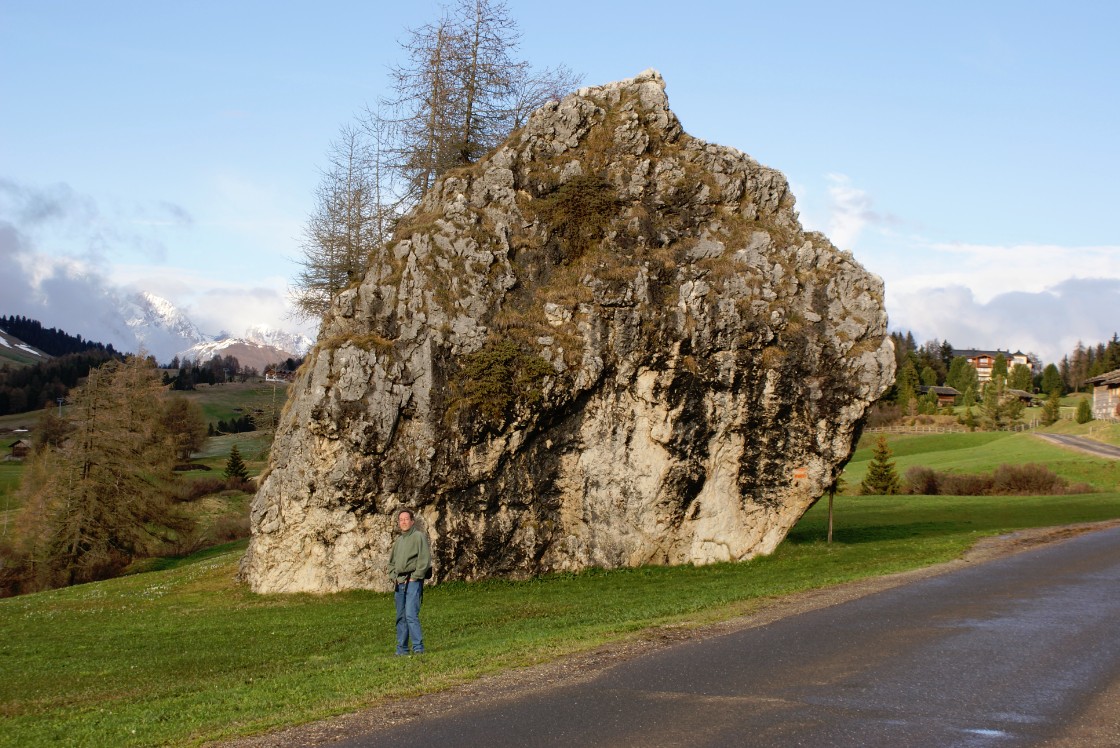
[0,330,50,369]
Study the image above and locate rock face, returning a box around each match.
[241,70,895,594]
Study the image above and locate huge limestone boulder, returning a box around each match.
[241,70,895,594]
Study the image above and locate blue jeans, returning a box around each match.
[395,580,424,654]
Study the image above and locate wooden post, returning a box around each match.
[827,487,835,544]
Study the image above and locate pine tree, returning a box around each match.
[860,436,901,495]
[224,444,249,482]
[1076,397,1093,424]
[1008,363,1033,391]
[1040,363,1063,395]
[894,358,920,415]
[980,365,1024,431]
[1041,389,1062,426]
[946,356,977,402]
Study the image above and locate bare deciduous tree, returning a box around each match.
[290,0,579,321]
[291,123,399,319]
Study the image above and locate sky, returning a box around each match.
[1,0,1117,366]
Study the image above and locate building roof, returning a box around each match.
[953,348,1028,360]
[919,386,961,396]
[1086,368,1120,386]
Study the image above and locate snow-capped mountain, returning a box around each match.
[105,292,312,369]
[242,325,313,356]
[123,291,208,359]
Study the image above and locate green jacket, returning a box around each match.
[388,527,432,581]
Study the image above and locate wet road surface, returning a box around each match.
[335,526,1120,748]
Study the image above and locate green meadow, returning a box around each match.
[2,423,1119,747]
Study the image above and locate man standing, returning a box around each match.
[388,509,431,655]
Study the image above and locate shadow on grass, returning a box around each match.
[131,538,249,573]
[786,521,970,545]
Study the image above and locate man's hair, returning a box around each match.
[397,509,414,520]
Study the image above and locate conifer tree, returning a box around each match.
[1041,389,1062,426]
[894,358,920,415]
[959,384,978,431]
[946,356,977,402]
[860,436,901,495]
[1040,363,1063,395]
[980,365,1024,430]
[224,444,249,482]
[1076,397,1093,424]
[1009,363,1033,391]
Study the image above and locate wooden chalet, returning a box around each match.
[6,438,31,461]
[1086,368,1120,420]
[919,385,960,406]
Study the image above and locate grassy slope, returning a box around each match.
[843,430,1120,491]
[5,488,1120,748]
[1,430,1119,746]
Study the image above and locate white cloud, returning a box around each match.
[0,177,314,352]
[887,278,1120,365]
[824,173,873,250]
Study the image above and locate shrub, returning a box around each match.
[170,477,228,503]
[866,402,900,427]
[904,466,939,495]
[1076,398,1093,424]
[936,472,994,496]
[209,514,251,543]
[903,462,1092,496]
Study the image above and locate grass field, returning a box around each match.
[2,388,1120,746]
[2,487,1119,744]
[844,429,1120,492]
[169,380,288,433]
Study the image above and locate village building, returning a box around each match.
[953,348,1031,383]
[5,438,31,461]
[1086,368,1120,420]
[919,385,961,407]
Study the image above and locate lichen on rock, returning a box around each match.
[240,69,895,594]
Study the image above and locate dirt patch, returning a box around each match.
[211,520,1120,748]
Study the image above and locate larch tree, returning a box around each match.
[291,0,579,320]
[13,356,190,590]
[292,123,399,319]
[161,397,208,462]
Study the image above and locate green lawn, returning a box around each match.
[3,416,1120,746]
[3,488,1120,748]
[845,431,1120,492]
[170,381,288,432]
[0,460,24,532]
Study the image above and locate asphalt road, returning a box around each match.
[334,526,1120,748]
[1034,433,1120,460]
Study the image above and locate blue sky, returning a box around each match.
[2,0,1117,365]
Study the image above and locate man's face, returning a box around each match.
[398,512,414,532]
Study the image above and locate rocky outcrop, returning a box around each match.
[241,70,895,594]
